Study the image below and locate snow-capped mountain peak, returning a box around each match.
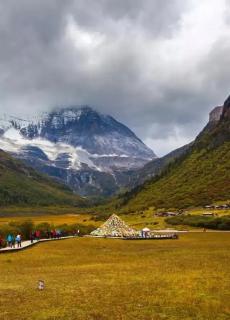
[0,106,156,196]
[13,106,156,159]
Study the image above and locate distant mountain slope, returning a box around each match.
[0,107,155,196]
[127,142,192,188]
[116,96,230,211]
[0,150,87,206]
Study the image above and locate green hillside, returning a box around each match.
[0,150,87,207]
[115,97,230,211]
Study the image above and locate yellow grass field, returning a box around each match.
[0,213,97,227]
[0,234,229,320]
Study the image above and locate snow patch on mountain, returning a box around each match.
[7,106,155,160]
[0,127,98,170]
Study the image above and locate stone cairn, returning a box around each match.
[90,214,136,238]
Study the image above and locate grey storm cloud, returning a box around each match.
[0,0,230,156]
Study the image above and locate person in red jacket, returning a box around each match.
[35,230,41,240]
[0,235,4,248]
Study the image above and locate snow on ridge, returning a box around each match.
[0,113,46,131]
[62,109,82,124]
[0,127,100,171]
[90,153,129,158]
[48,108,84,128]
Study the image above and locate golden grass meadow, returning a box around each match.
[0,233,229,320]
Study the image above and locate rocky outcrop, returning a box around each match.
[209,106,223,122]
[222,95,230,119]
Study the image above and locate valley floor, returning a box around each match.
[0,234,229,320]
[1,205,229,231]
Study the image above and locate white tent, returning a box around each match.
[142,227,150,232]
[141,227,151,238]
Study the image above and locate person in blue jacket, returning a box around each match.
[6,234,13,247]
[11,234,15,248]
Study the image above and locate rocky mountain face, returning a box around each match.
[0,107,155,196]
[209,106,223,122]
[223,96,230,119]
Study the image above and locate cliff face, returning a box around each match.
[222,96,230,119]
[209,106,223,122]
[195,96,230,150]
[208,96,230,124]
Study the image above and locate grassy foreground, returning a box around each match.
[0,234,230,320]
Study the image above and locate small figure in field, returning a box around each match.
[15,234,22,248]
[38,280,45,291]
[203,228,206,232]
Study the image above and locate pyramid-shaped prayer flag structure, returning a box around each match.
[90,214,136,237]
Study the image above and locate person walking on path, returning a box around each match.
[35,230,40,241]
[0,235,4,248]
[6,234,13,248]
[11,235,15,248]
[15,234,22,248]
[30,232,34,244]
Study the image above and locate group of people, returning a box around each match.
[0,228,81,250]
[0,233,22,248]
[29,229,63,243]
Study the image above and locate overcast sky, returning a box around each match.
[0,0,230,156]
